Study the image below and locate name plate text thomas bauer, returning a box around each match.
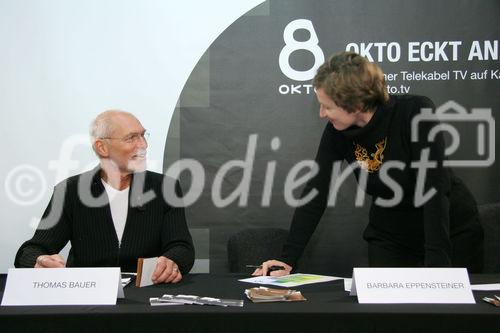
[1,267,124,306]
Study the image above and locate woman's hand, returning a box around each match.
[251,259,292,277]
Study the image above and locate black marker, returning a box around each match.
[246,265,286,275]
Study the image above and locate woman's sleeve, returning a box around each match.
[280,124,346,267]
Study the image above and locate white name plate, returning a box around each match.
[350,267,475,304]
[1,267,124,306]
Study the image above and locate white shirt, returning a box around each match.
[102,179,129,244]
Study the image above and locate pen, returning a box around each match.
[246,265,285,272]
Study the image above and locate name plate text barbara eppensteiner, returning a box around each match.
[350,267,474,304]
[1,267,124,306]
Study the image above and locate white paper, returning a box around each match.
[344,278,352,292]
[239,273,344,287]
[117,274,125,299]
[121,273,136,287]
[1,267,123,306]
[350,267,475,304]
[138,257,158,287]
[471,283,500,291]
[121,277,132,287]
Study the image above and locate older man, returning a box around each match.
[15,110,194,284]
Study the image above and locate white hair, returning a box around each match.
[89,110,135,155]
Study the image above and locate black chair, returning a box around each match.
[226,204,499,274]
[227,228,288,273]
[478,202,500,273]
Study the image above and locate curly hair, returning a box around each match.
[313,51,389,113]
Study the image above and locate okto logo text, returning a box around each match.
[411,101,495,167]
[278,19,324,95]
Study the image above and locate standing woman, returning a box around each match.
[254,52,483,276]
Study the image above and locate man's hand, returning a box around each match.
[35,254,66,268]
[151,256,182,284]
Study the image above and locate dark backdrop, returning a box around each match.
[164,0,500,275]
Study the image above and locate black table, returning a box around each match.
[1,274,499,332]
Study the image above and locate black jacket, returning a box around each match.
[14,166,195,273]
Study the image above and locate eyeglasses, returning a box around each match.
[101,131,150,144]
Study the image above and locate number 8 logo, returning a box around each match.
[279,19,325,81]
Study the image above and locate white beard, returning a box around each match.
[127,149,147,172]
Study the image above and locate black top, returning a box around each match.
[14,167,195,273]
[281,95,479,268]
